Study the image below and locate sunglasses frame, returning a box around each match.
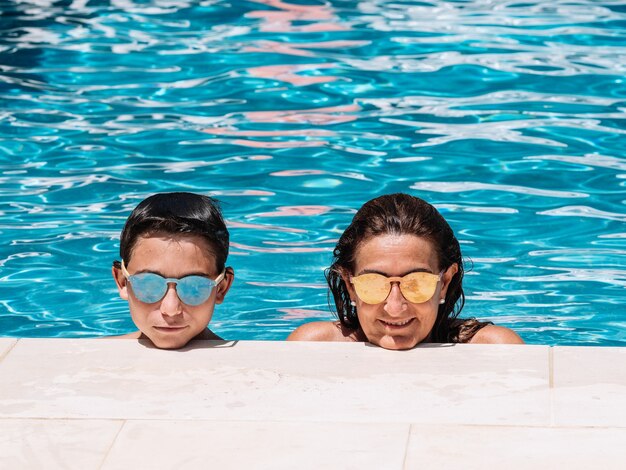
[349,271,443,305]
[120,260,225,306]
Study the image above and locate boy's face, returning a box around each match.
[113,233,231,349]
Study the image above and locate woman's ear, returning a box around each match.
[215,267,234,304]
[440,263,459,299]
[338,268,356,301]
[112,265,129,300]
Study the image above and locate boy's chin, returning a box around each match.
[146,328,195,350]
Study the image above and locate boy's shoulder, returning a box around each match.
[106,331,142,339]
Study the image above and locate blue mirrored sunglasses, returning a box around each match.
[121,261,225,306]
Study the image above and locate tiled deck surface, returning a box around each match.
[0,338,625,469]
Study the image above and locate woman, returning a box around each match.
[111,192,234,349]
[288,193,523,349]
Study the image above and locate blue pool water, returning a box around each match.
[1,0,625,346]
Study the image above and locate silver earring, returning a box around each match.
[350,300,356,307]
[439,298,445,305]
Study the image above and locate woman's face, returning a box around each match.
[113,233,231,349]
[344,233,457,350]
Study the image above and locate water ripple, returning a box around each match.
[412,181,588,198]
[538,205,626,222]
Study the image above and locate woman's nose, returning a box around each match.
[160,284,183,316]
[384,282,406,315]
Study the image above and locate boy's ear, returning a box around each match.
[112,265,129,300]
[215,267,234,305]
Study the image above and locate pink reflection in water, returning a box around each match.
[211,190,275,196]
[202,127,334,149]
[255,205,331,217]
[203,128,334,137]
[229,139,327,148]
[247,0,349,33]
[227,220,306,234]
[271,169,325,176]
[231,242,327,253]
[263,239,337,246]
[245,40,368,58]
[247,63,339,86]
[245,41,317,58]
[277,308,329,320]
[247,281,326,289]
[245,104,360,125]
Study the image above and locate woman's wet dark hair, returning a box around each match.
[113,192,229,273]
[327,193,487,343]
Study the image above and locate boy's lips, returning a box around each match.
[153,326,189,333]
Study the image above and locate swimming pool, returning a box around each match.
[1,0,625,346]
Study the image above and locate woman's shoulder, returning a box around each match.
[468,325,524,344]
[287,321,358,342]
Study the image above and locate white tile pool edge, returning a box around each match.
[1,339,625,469]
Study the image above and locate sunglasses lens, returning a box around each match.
[352,273,391,304]
[128,273,168,304]
[351,272,441,305]
[176,276,215,306]
[130,273,216,306]
[400,272,440,303]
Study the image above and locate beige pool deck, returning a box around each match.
[1,338,625,469]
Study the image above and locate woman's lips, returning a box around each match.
[379,318,416,329]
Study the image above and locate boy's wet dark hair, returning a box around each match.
[327,193,489,343]
[114,192,229,272]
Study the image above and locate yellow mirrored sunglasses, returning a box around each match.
[350,271,442,305]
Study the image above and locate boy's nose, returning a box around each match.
[383,283,407,316]
[160,284,183,316]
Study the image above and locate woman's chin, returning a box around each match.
[374,334,420,350]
